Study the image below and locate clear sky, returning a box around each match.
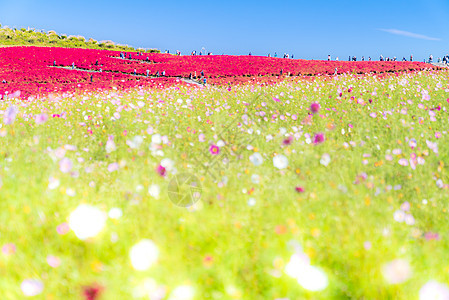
[0,0,448,61]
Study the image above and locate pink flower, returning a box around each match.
[46,255,61,268]
[199,133,205,142]
[156,165,166,177]
[35,113,48,125]
[313,133,325,144]
[2,243,16,255]
[295,186,305,193]
[59,157,73,173]
[209,145,220,155]
[283,136,293,145]
[56,223,70,235]
[108,163,119,172]
[83,284,103,300]
[425,232,440,241]
[3,106,18,125]
[310,102,321,114]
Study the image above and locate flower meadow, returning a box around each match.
[1,51,449,299]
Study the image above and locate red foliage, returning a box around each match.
[0,46,436,98]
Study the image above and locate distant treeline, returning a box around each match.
[0,24,160,53]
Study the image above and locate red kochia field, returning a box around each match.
[0,46,434,99]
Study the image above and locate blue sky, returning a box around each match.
[0,0,448,60]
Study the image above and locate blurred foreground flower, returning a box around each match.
[419,281,449,300]
[130,239,159,271]
[285,253,328,291]
[21,279,43,297]
[382,259,412,284]
[68,205,107,240]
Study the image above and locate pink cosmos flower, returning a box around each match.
[295,186,305,193]
[59,157,73,173]
[313,133,325,144]
[108,163,119,172]
[46,255,61,268]
[310,102,320,114]
[2,243,16,255]
[156,165,166,177]
[83,284,103,300]
[424,232,440,241]
[56,223,70,235]
[35,113,48,125]
[283,136,293,145]
[3,106,18,125]
[209,145,220,155]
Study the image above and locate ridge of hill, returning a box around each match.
[0,24,160,53]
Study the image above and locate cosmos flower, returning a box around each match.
[168,285,195,300]
[313,133,325,144]
[35,113,48,124]
[209,145,220,155]
[148,184,161,199]
[4,106,18,125]
[249,153,263,166]
[382,259,412,284]
[310,102,321,114]
[156,165,166,177]
[129,239,159,271]
[285,254,328,292]
[21,279,44,297]
[320,154,331,166]
[273,154,288,169]
[419,281,449,300]
[82,284,103,300]
[68,204,107,240]
[59,157,73,173]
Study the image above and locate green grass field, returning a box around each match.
[1,70,449,299]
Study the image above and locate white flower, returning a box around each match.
[126,135,144,149]
[21,279,44,297]
[48,177,60,190]
[285,253,328,292]
[320,153,331,166]
[382,259,412,284]
[168,285,195,300]
[68,204,107,240]
[108,208,123,219]
[148,184,160,199]
[394,210,406,222]
[152,134,162,144]
[133,278,166,300]
[106,139,117,153]
[419,281,449,300]
[249,153,263,166]
[273,154,288,169]
[130,239,159,271]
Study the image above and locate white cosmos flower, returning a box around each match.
[382,259,412,284]
[273,154,288,169]
[68,204,107,240]
[168,285,195,300]
[148,184,161,199]
[285,253,328,292]
[106,139,117,153]
[108,208,123,219]
[249,153,263,166]
[152,134,162,144]
[130,239,159,271]
[320,153,331,166]
[21,279,44,296]
[419,281,449,300]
